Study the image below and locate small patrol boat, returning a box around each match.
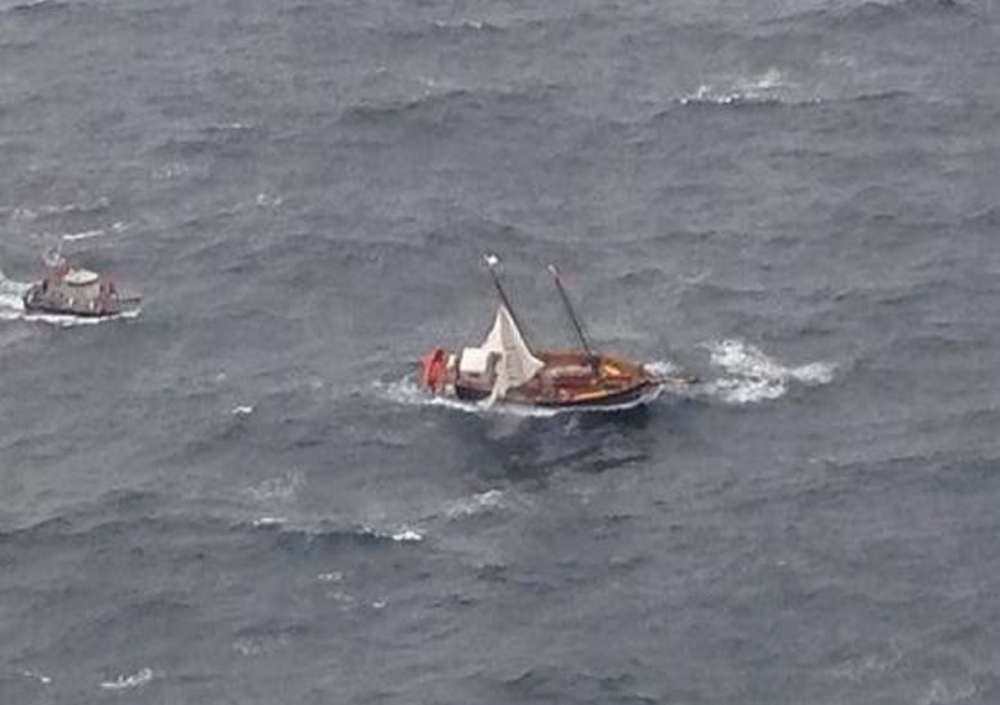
[22,250,140,318]
[421,256,666,409]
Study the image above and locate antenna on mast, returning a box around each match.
[547,264,597,371]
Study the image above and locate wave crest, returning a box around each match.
[100,667,154,691]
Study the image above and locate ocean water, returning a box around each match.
[1,0,999,702]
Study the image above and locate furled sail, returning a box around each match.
[482,304,544,404]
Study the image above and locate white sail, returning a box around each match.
[482,304,544,404]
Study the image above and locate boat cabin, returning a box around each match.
[457,347,498,387]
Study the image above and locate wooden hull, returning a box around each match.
[454,350,659,408]
[455,380,658,407]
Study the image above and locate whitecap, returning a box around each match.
[245,472,304,502]
[61,228,105,242]
[431,18,499,31]
[231,405,254,416]
[325,590,356,606]
[252,516,285,529]
[680,68,800,106]
[7,197,110,222]
[152,163,191,181]
[255,193,283,207]
[100,667,153,691]
[233,631,291,656]
[232,638,262,656]
[391,529,423,543]
[444,489,506,519]
[357,523,426,543]
[21,670,52,685]
[0,272,32,308]
[920,678,977,705]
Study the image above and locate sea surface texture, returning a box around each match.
[2,0,999,703]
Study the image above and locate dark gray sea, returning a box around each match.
[2,0,999,702]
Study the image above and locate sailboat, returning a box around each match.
[420,256,663,408]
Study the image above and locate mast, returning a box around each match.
[484,255,535,351]
[547,264,597,370]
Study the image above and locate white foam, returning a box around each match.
[680,68,798,106]
[325,589,357,607]
[255,193,283,207]
[231,405,254,416]
[357,523,425,543]
[0,274,31,304]
[643,359,679,377]
[152,164,191,181]
[703,339,835,404]
[920,679,977,705]
[245,472,304,502]
[232,638,262,656]
[444,489,506,519]
[252,516,285,528]
[5,197,110,222]
[391,529,423,543]
[61,228,105,242]
[21,670,52,685]
[232,631,291,656]
[431,18,499,31]
[8,0,53,8]
[100,667,153,691]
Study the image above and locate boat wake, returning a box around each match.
[0,270,140,327]
[701,339,836,404]
[0,271,32,302]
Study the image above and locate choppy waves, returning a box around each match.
[771,0,971,32]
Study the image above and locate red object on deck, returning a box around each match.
[421,347,448,391]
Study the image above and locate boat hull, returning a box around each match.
[451,350,660,409]
[22,285,138,318]
[456,379,659,408]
